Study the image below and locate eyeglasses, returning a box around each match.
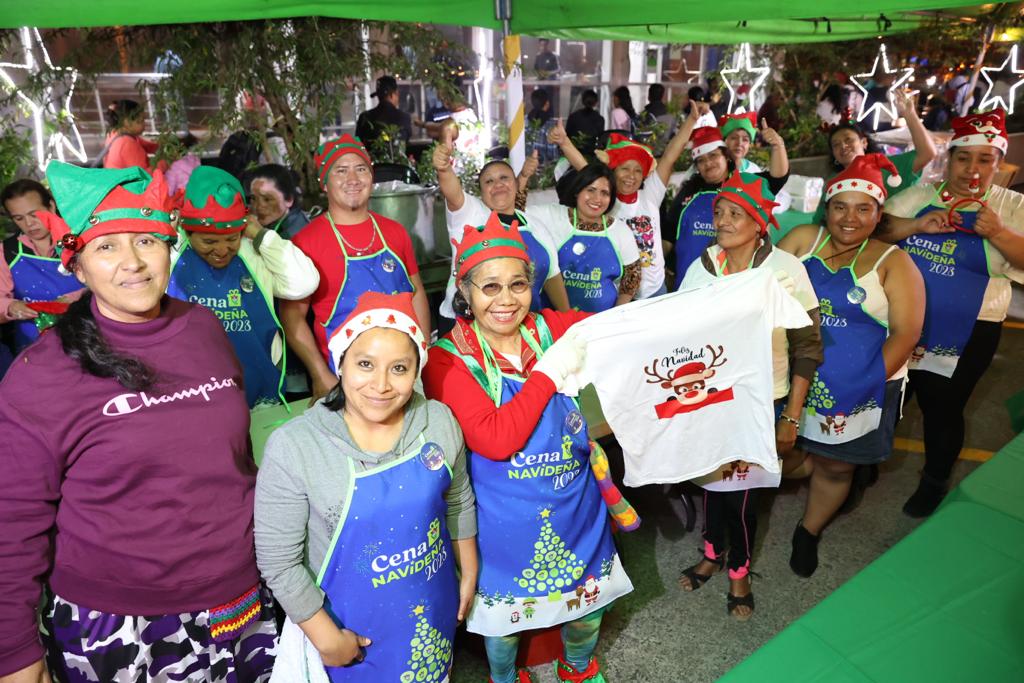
[468,279,531,297]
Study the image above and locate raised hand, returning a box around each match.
[892,89,915,119]
[520,149,540,180]
[432,124,456,172]
[547,117,567,146]
[759,118,784,148]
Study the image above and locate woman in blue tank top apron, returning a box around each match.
[257,291,478,683]
[778,154,925,577]
[167,167,319,409]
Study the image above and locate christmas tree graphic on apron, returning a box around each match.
[899,192,992,377]
[435,316,632,637]
[800,237,888,444]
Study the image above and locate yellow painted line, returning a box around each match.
[893,437,994,463]
[1003,320,1024,330]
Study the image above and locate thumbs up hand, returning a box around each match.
[521,149,540,180]
[547,117,567,146]
[759,117,784,148]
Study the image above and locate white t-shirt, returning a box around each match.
[573,268,811,487]
[440,193,559,319]
[528,203,641,288]
[884,183,1024,322]
[612,173,667,298]
[681,244,818,399]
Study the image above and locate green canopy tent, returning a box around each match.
[0,0,979,42]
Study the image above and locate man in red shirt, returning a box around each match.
[280,134,430,400]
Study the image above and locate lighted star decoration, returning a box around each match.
[0,27,87,172]
[850,43,915,131]
[720,43,770,114]
[979,44,1024,115]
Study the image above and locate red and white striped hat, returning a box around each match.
[825,153,901,204]
[327,291,427,375]
[689,125,726,159]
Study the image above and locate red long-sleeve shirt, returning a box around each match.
[423,309,587,460]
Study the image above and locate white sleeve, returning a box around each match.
[248,231,320,300]
[765,269,814,330]
[446,193,490,245]
[882,185,931,219]
[770,250,818,312]
[528,203,572,249]
[641,172,667,206]
[611,219,641,266]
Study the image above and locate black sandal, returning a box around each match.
[727,590,755,621]
[679,555,724,592]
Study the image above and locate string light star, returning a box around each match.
[979,44,1024,115]
[0,27,87,172]
[850,43,915,131]
[720,43,770,114]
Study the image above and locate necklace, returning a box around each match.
[329,213,376,255]
[823,243,863,265]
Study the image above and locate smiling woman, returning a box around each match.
[0,163,279,682]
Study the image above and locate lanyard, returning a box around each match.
[471,319,544,405]
[812,235,870,272]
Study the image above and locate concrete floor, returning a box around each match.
[451,287,1024,683]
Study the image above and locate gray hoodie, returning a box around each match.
[254,392,476,623]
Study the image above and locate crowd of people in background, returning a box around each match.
[1,61,1021,683]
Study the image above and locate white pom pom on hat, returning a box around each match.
[886,174,902,187]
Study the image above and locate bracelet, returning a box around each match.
[779,414,800,426]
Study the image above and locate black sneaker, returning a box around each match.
[790,523,820,578]
[902,476,947,518]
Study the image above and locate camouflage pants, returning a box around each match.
[41,588,278,682]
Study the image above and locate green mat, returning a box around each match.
[723,433,1024,681]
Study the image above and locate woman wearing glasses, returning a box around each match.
[423,213,633,683]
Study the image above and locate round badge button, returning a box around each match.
[572,242,586,256]
[419,442,445,471]
[846,285,867,305]
[240,276,255,293]
[382,257,396,273]
[564,410,584,435]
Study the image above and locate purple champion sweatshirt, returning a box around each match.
[0,296,260,675]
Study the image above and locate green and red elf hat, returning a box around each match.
[453,211,530,283]
[313,133,373,189]
[718,111,757,141]
[949,108,1008,154]
[327,291,427,375]
[178,166,248,233]
[596,133,655,176]
[44,162,178,269]
[824,153,901,204]
[714,171,780,235]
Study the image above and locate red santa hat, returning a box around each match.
[326,291,427,375]
[669,361,713,388]
[453,211,530,284]
[949,108,1008,154]
[688,125,726,159]
[824,153,902,204]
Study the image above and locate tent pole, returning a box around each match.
[498,0,525,173]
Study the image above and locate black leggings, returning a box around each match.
[702,489,758,577]
[908,320,1002,483]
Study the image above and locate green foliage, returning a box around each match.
[366,122,409,165]
[0,125,35,187]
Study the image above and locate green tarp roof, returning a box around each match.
[0,0,979,43]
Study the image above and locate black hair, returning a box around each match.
[826,122,879,172]
[1,178,54,211]
[648,84,666,103]
[581,89,599,109]
[246,164,301,203]
[687,85,707,102]
[612,86,637,120]
[452,261,536,320]
[55,290,158,391]
[530,88,549,110]
[322,334,422,411]
[820,84,843,114]
[105,99,144,131]
[556,162,617,214]
[477,159,515,186]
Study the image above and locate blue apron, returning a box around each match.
[674,192,717,290]
[521,229,552,312]
[6,241,82,351]
[322,214,414,373]
[555,212,623,313]
[316,435,459,683]
[899,194,990,377]
[800,238,888,444]
[167,247,285,408]
[435,316,631,637]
